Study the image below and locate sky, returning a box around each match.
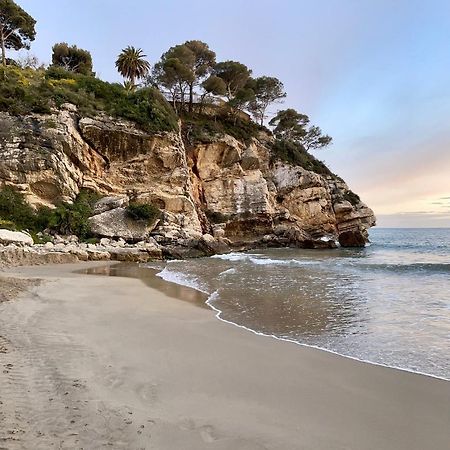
[11,0,450,227]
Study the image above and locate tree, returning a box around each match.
[212,61,252,101]
[153,44,194,109]
[184,40,215,112]
[0,0,36,67]
[202,75,226,97]
[52,43,93,75]
[269,109,332,150]
[269,109,309,141]
[152,41,215,112]
[248,76,286,126]
[152,45,195,111]
[116,46,150,89]
[301,125,332,150]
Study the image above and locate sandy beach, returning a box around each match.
[0,262,449,450]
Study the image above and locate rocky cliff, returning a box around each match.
[0,104,375,256]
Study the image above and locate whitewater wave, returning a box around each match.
[212,252,319,267]
[219,268,237,276]
[156,267,209,294]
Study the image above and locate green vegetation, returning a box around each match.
[46,189,100,238]
[1,1,334,175]
[0,185,36,230]
[182,113,263,144]
[205,210,230,224]
[0,0,36,67]
[51,42,93,75]
[152,40,216,112]
[269,109,332,151]
[126,203,160,224]
[0,186,99,239]
[116,46,150,90]
[248,76,286,126]
[0,65,178,132]
[271,140,334,176]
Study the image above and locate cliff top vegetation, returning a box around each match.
[1,0,333,160]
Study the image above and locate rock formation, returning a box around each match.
[0,104,375,257]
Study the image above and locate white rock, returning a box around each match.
[88,207,156,241]
[202,233,215,244]
[0,229,34,246]
[93,196,129,215]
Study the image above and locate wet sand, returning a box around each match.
[0,262,449,449]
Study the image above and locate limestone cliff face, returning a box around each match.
[0,106,375,249]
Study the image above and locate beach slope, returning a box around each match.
[0,262,449,450]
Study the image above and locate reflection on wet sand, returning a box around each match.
[80,263,208,308]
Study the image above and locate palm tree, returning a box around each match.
[115,46,150,89]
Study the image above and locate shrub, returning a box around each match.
[182,112,263,144]
[270,139,334,176]
[0,66,178,133]
[47,189,100,238]
[0,186,36,230]
[126,203,160,223]
[0,185,101,239]
[205,210,229,224]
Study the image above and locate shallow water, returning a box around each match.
[147,228,450,380]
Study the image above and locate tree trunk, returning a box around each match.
[188,84,194,113]
[1,30,6,67]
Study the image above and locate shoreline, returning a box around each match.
[1,261,449,449]
[117,261,450,383]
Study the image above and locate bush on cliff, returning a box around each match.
[182,112,263,144]
[46,189,100,238]
[126,203,160,224]
[0,185,99,239]
[271,139,334,176]
[0,66,178,133]
[0,186,36,230]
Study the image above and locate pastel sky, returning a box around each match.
[12,0,450,227]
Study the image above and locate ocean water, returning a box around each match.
[146,228,450,380]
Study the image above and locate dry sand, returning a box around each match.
[0,262,449,450]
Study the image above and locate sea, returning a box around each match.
[147,228,450,380]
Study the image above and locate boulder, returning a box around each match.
[107,248,157,262]
[93,196,129,215]
[338,230,367,247]
[0,230,34,246]
[88,207,157,242]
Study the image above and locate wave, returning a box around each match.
[199,281,450,382]
[349,262,450,274]
[156,267,209,294]
[211,252,254,262]
[219,268,237,276]
[212,252,320,267]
